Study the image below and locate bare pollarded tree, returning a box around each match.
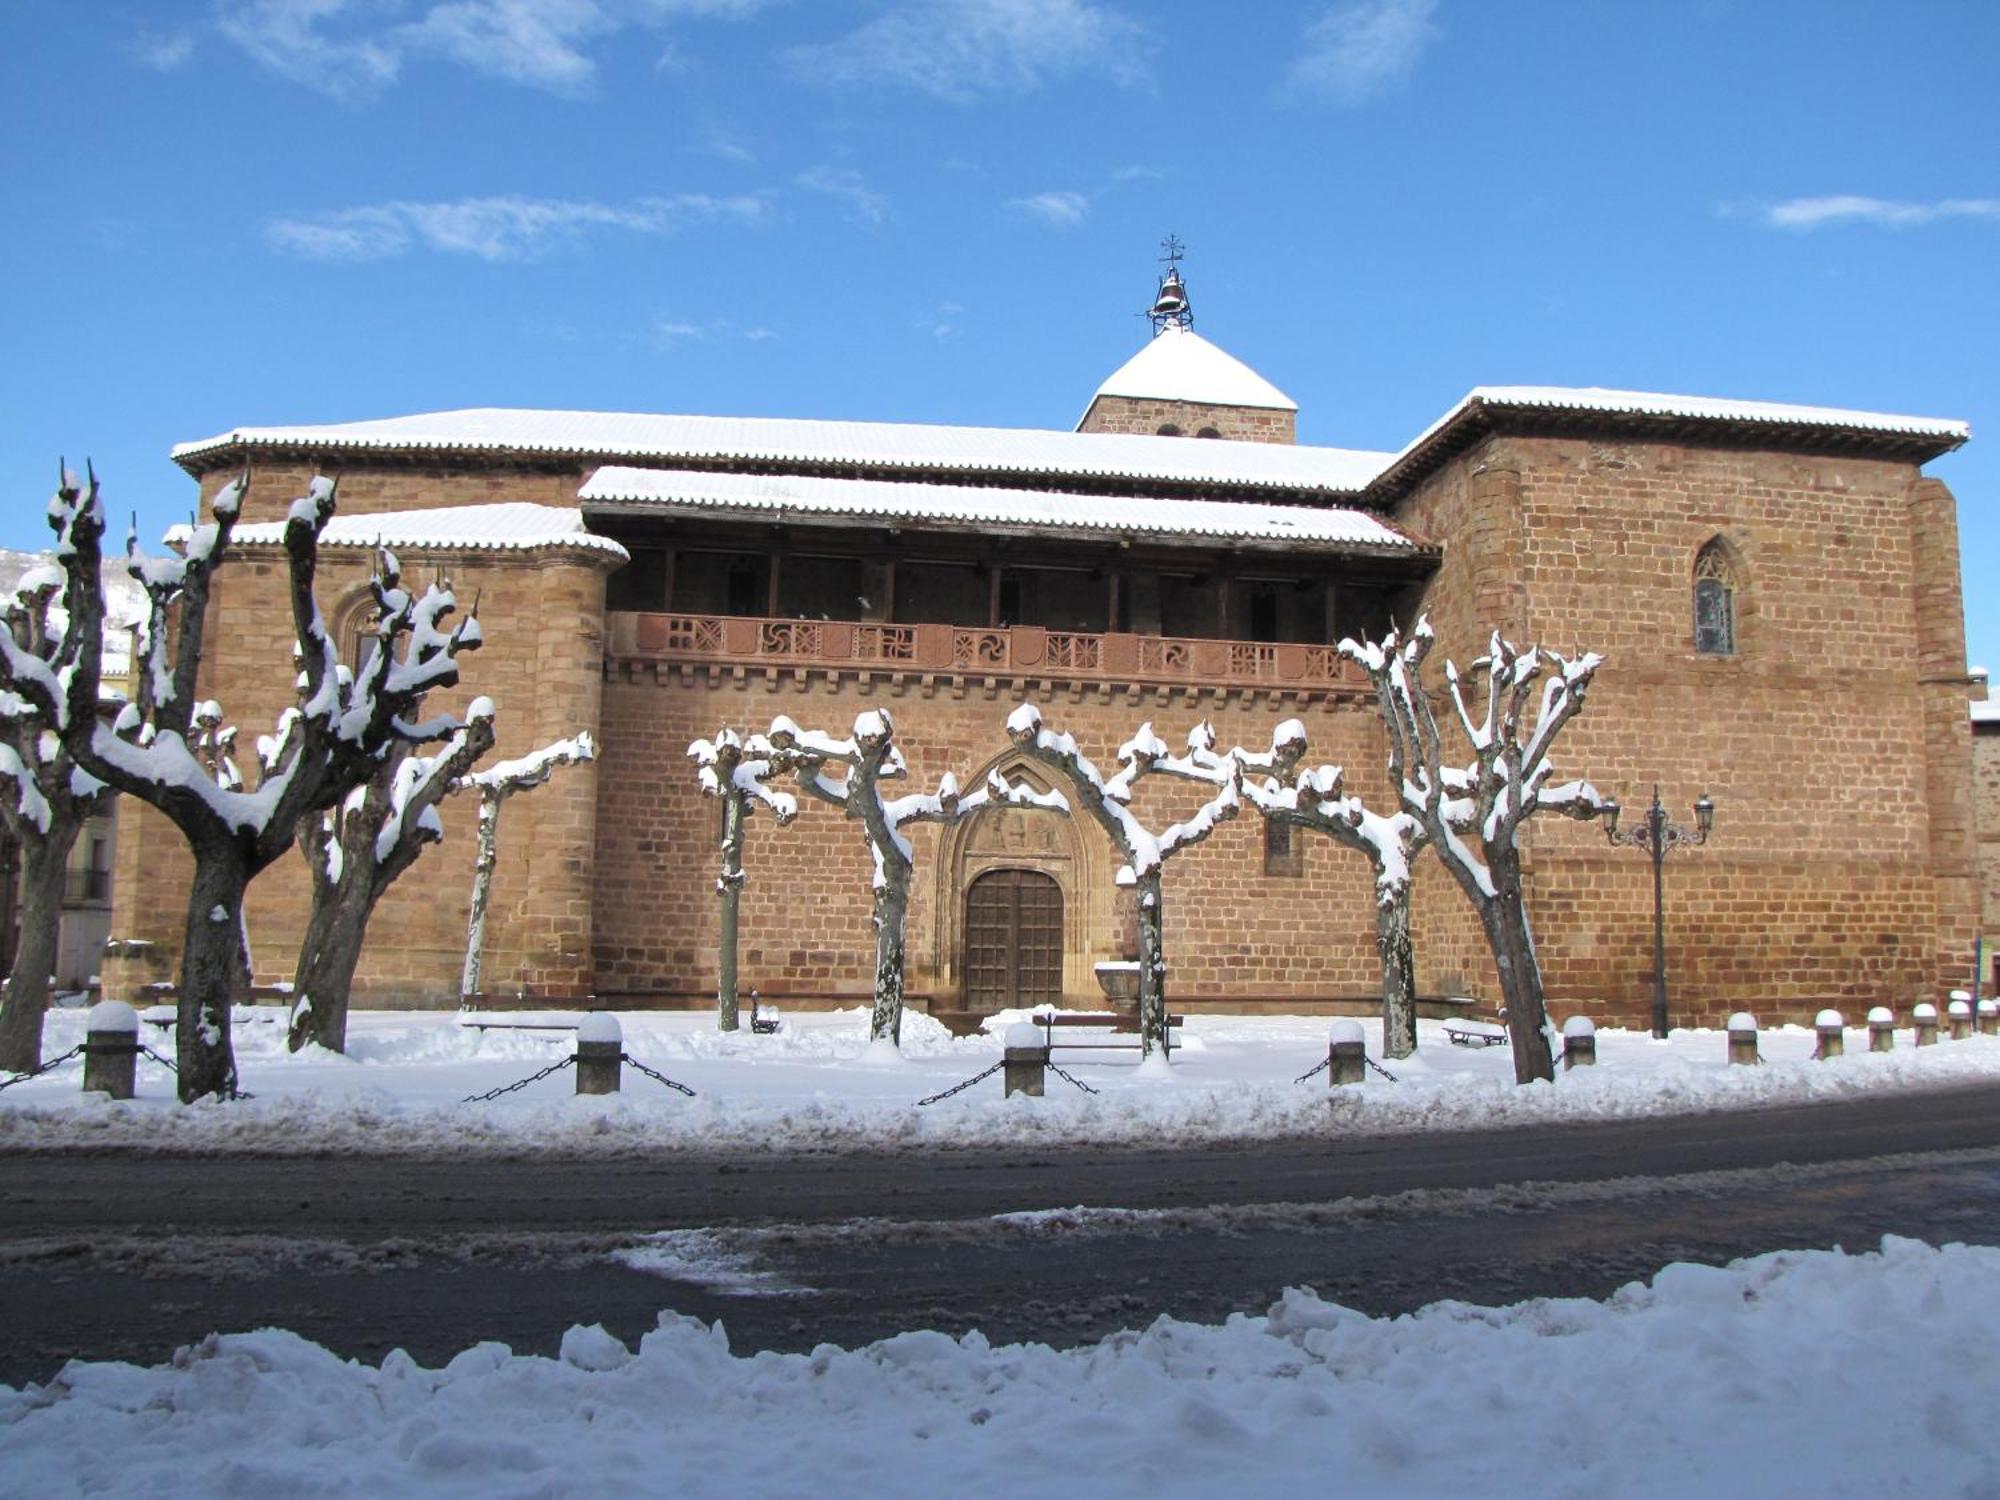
[288,701,498,1053]
[1342,619,1604,1084]
[0,471,116,1072]
[1178,719,1433,1060]
[1006,706,1240,1062]
[51,473,484,1101]
[764,709,1066,1047]
[689,728,798,1032]
[453,733,595,1006]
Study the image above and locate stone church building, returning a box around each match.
[99,267,1986,1029]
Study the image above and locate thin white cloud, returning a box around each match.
[915,301,963,341]
[654,316,781,350]
[1764,195,2000,231]
[1109,164,1165,184]
[788,0,1149,103]
[1011,190,1088,227]
[265,192,774,261]
[1286,0,1439,106]
[130,31,197,70]
[217,0,771,100]
[796,165,888,225]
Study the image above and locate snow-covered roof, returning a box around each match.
[0,548,145,693]
[579,467,1422,553]
[1087,326,1296,414]
[1458,386,1968,440]
[171,408,1390,496]
[181,503,629,559]
[172,387,1968,512]
[1370,385,1970,496]
[1972,700,2000,726]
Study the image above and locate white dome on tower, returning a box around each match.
[1090,325,1297,413]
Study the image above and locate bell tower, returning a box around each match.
[1077,239,1299,444]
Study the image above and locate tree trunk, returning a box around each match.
[178,843,250,1102]
[1481,879,1554,1085]
[1134,872,1169,1059]
[870,872,908,1046]
[0,832,78,1073]
[716,793,744,1032]
[1376,890,1418,1060]
[459,797,500,1005]
[287,883,374,1054]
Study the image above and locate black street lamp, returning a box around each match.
[1600,787,1716,1039]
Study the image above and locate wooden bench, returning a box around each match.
[1028,1011,1183,1057]
[458,1021,579,1034]
[1442,1020,1508,1048]
[137,986,294,1029]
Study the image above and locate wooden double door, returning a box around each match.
[963,868,1063,1011]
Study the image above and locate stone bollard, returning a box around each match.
[1814,1009,1845,1060]
[1913,1003,1939,1048]
[1328,1019,1367,1085]
[1003,1022,1047,1098]
[1979,999,1998,1037]
[575,1013,623,1095]
[1727,1012,1759,1066]
[1867,1007,1896,1054]
[1949,995,1974,1041]
[81,1001,140,1100]
[1561,1016,1596,1070]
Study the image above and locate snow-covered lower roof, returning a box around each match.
[172,408,1390,496]
[182,503,629,559]
[1972,700,2000,726]
[1087,326,1296,414]
[579,466,1423,553]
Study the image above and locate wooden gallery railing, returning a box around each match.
[607,612,1366,695]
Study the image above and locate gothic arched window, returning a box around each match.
[1693,542,1738,656]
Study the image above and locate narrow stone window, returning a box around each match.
[1264,819,1303,877]
[1693,542,1738,656]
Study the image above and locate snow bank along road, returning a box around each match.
[4,1082,2000,1387]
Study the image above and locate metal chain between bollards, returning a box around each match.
[462,1054,576,1103]
[139,1045,179,1074]
[620,1053,696,1097]
[0,1044,86,1092]
[1045,1061,1099,1096]
[915,1058,1005,1106]
[1294,1053,1400,1084]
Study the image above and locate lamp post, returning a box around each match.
[1600,787,1715,1039]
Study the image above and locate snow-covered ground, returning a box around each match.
[4,1236,1994,1498]
[4,1005,1999,1156]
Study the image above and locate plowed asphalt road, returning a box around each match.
[5,1083,1999,1385]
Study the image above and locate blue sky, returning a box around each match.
[4,0,1995,668]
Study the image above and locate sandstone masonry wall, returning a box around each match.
[1391,433,1978,1027]
[101,512,617,1007]
[1077,396,1296,445]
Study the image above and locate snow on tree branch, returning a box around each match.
[451,729,594,1008]
[760,709,1065,1045]
[1340,615,1607,1084]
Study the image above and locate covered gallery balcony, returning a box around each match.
[583,464,1434,694]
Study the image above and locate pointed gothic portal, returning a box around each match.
[963,869,1064,1012]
